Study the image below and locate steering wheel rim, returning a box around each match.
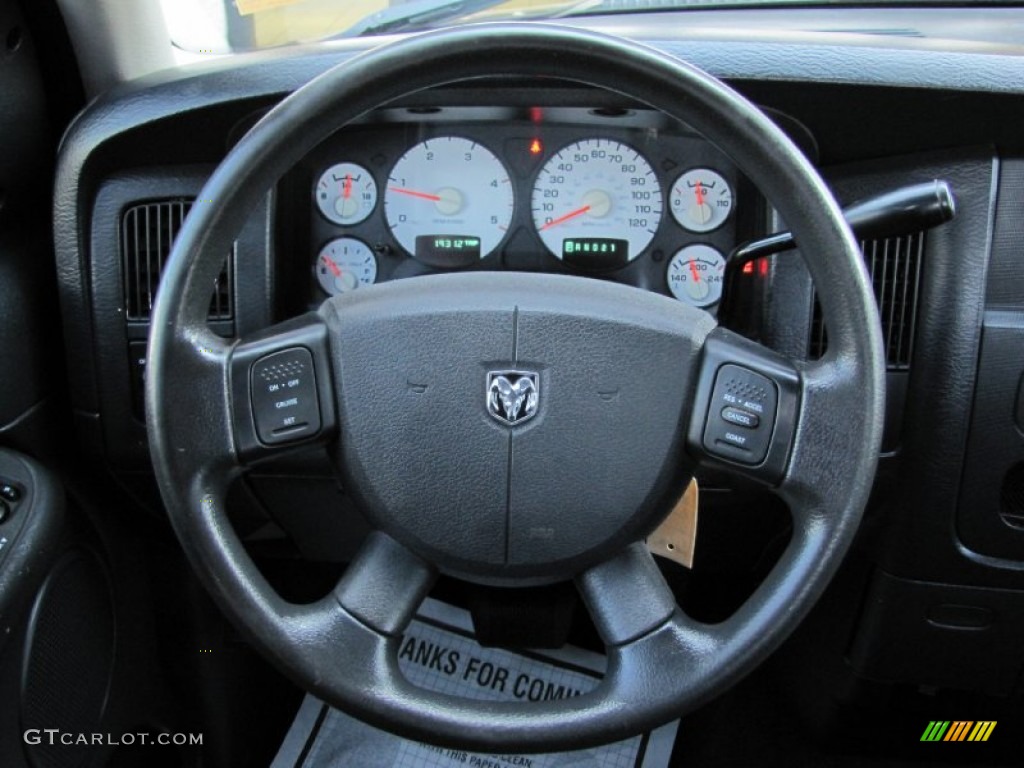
[146,22,884,751]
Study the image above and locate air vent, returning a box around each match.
[808,231,924,370]
[121,200,233,322]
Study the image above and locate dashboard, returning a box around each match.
[41,12,1024,724]
[5,2,1024,762]
[290,107,757,312]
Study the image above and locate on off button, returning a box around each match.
[250,348,322,445]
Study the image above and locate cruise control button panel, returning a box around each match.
[250,348,321,445]
[703,364,778,465]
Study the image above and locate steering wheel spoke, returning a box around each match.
[577,542,678,646]
[687,327,802,485]
[228,313,338,465]
[576,543,721,728]
[334,531,437,636]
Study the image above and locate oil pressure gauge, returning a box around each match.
[670,168,733,233]
[667,244,725,308]
[315,163,377,225]
[316,237,377,295]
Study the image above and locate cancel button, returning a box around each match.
[721,406,759,429]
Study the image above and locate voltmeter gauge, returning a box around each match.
[669,169,733,233]
[667,244,725,308]
[315,163,377,225]
[316,238,377,295]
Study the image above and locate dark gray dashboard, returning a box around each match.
[51,21,1024,700]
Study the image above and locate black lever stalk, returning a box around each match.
[730,179,956,267]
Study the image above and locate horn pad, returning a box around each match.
[320,272,715,584]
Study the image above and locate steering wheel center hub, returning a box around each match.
[321,272,713,582]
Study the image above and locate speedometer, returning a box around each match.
[531,139,662,264]
[384,137,514,260]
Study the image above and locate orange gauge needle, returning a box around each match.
[389,186,442,202]
[343,174,352,199]
[540,204,592,231]
[321,255,341,278]
[689,259,701,282]
[694,182,706,207]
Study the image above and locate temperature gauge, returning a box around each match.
[315,163,377,225]
[667,244,725,308]
[316,237,377,295]
[669,169,733,233]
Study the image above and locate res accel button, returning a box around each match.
[250,348,321,445]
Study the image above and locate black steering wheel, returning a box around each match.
[147,23,884,752]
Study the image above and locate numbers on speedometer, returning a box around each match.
[384,137,514,260]
[531,139,663,263]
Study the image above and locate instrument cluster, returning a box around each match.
[294,107,759,311]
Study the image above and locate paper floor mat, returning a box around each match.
[272,598,677,768]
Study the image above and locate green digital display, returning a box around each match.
[561,238,630,270]
[416,235,482,263]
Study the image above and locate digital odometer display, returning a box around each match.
[415,235,482,266]
[561,237,629,270]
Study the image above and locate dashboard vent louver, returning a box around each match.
[808,231,924,370]
[121,199,233,322]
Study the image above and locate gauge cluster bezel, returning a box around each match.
[283,105,764,313]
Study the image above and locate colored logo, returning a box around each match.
[921,721,996,742]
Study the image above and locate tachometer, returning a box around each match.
[531,139,662,263]
[384,137,514,260]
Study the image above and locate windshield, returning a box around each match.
[161,0,854,53]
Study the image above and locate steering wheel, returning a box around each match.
[147,23,883,752]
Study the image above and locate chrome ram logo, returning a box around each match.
[486,371,540,426]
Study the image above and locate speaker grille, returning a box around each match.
[22,550,115,768]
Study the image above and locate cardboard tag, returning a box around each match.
[647,478,698,568]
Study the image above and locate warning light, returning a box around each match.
[530,139,543,155]
[742,261,754,275]
[759,258,769,276]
